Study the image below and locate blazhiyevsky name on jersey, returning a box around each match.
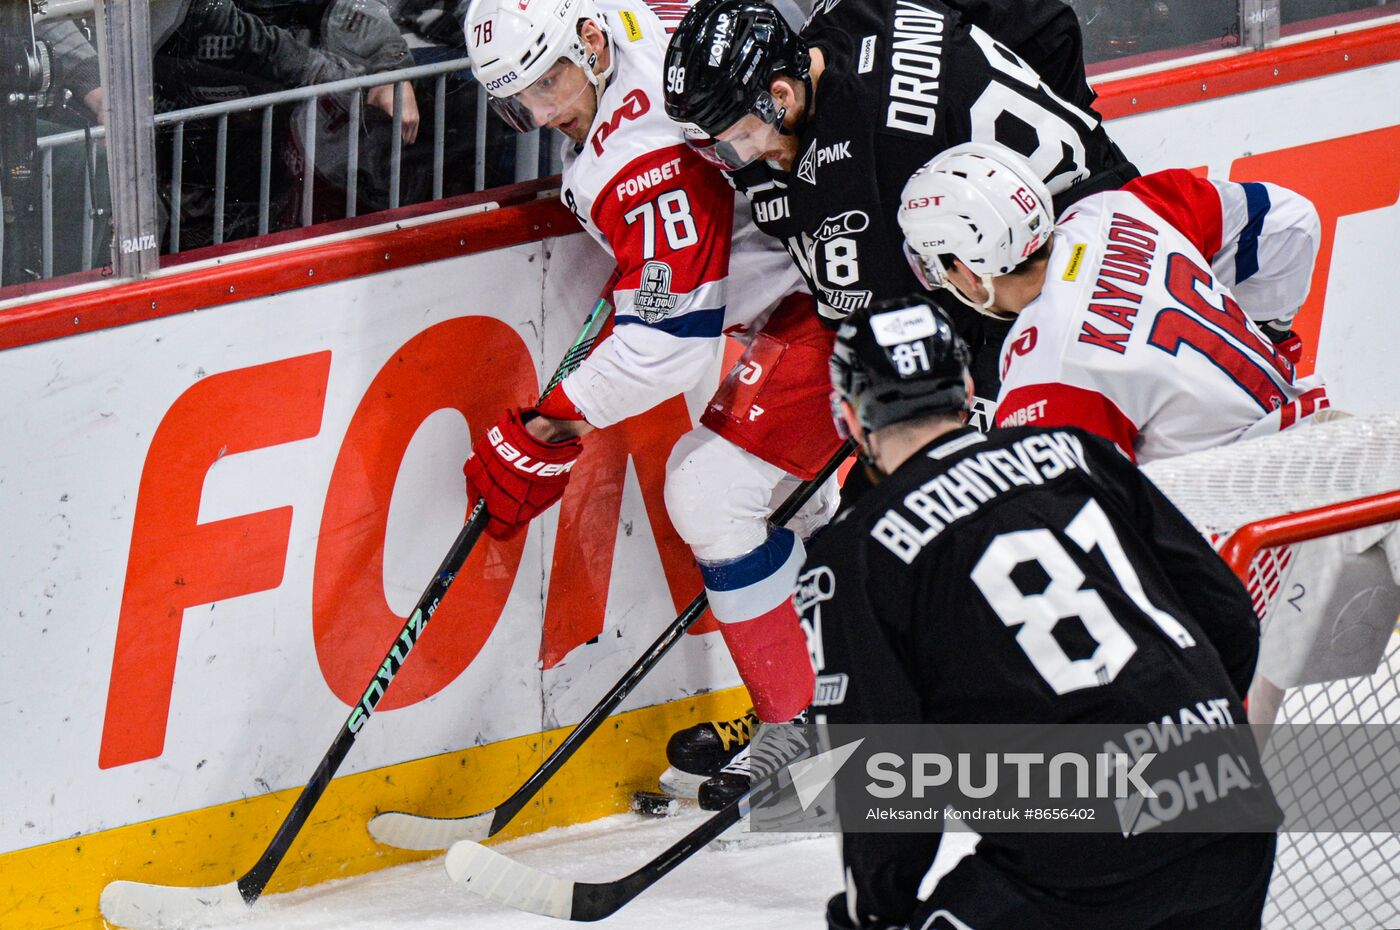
[873,432,1089,563]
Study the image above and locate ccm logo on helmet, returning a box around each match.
[486,426,577,476]
[905,195,944,209]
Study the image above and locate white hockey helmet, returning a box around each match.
[465,0,613,131]
[897,142,1055,319]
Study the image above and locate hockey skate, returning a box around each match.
[658,707,758,800]
[705,720,828,851]
[698,714,812,811]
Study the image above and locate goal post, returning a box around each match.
[1144,411,1400,930]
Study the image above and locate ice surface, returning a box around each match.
[199,810,975,929]
[190,782,1400,929]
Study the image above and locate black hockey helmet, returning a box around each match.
[830,295,972,436]
[663,0,811,138]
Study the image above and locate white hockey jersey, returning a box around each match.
[994,170,1328,464]
[552,1,801,429]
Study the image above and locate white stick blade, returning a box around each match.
[445,840,575,920]
[99,879,248,929]
[367,810,492,850]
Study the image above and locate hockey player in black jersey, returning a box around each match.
[805,295,1280,929]
[662,0,1139,421]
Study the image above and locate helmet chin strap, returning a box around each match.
[944,273,1017,322]
[579,19,616,104]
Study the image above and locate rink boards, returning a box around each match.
[1,21,1398,930]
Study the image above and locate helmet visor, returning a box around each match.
[686,94,786,171]
[902,239,951,291]
[488,59,591,134]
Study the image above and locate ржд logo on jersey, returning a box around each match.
[591,89,650,156]
[634,260,678,322]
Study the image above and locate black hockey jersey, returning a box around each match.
[799,425,1280,922]
[729,0,1139,414]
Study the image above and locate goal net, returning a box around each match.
[1143,411,1400,930]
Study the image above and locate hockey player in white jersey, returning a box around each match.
[462,0,845,806]
[897,142,1328,464]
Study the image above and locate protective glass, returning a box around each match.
[686,93,786,171]
[902,239,951,291]
[488,59,592,133]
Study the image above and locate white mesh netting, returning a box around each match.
[1143,411,1400,930]
[1143,411,1400,534]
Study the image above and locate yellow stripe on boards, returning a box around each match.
[0,687,750,930]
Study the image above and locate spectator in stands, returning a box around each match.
[278,0,427,222]
[31,13,112,277]
[150,0,415,248]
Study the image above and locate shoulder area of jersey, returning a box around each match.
[567,5,684,169]
[862,428,993,503]
[596,0,669,54]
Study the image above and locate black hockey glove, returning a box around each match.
[826,893,905,930]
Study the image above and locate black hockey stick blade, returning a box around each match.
[445,796,745,921]
[369,438,855,851]
[444,724,833,921]
[101,297,614,929]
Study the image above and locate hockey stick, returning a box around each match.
[367,437,856,851]
[99,293,615,930]
[444,725,827,921]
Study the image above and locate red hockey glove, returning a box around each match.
[464,409,583,540]
[1262,320,1304,367]
[1273,331,1304,367]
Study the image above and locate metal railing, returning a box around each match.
[22,0,1395,285]
[35,54,560,273]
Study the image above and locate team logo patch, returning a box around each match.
[619,9,643,40]
[795,565,836,611]
[635,261,678,322]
